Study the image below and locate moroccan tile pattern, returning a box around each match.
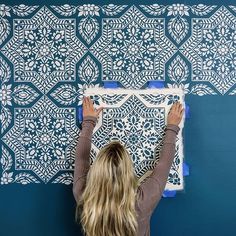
[1,4,234,185]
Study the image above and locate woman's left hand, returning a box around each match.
[82,96,103,118]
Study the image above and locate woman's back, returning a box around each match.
[73,97,183,236]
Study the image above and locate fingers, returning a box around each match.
[170,101,184,115]
[170,101,178,112]
[177,102,183,115]
[83,96,88,108]
[177,101,182,112]
[87,96,93,109]
[83,96,103,118]
[96,107,103,115]
[176,101,183,111]
[83,96,93,109]
[174,102,179,111]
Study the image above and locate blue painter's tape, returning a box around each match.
[183,162,190,176]
[148,81,165,88]
[77,106,83,122]
[103,81,118,88]
[162,190,177,198]
[185,104,190,118]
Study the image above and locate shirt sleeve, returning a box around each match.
[136,124,180,216]
[72,116,97,203]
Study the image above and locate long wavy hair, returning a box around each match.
[75,140,139,236]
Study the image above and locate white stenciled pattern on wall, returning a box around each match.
[180,6,236,95]
[90,6,177,88]
[0,4,235,185]
[1,6,87,94]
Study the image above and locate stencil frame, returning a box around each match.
[84,87,185,191]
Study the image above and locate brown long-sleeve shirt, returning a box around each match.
[73,116,180,236]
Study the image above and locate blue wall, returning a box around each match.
[1,1,236,236]
[2,97,236,236]
[153,95,236,236]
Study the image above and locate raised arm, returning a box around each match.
[72,116,97,202]
[72,97,103,203]
[149,124,180,194]
[137,101,184,215]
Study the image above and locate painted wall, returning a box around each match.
[1,0,236,236]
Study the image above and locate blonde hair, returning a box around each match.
[75,141,139,236]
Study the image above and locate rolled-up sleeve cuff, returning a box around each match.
[165,124,180,135]
[82,116,97,127]
[79,116,98,140]
[163,124,180,144]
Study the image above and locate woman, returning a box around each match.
[73,96,184,236]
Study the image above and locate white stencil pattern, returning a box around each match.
[1,6,87,94]
[1,3,233,185]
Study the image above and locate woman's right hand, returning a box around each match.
[167,101,184,126]
[83,96,103,118]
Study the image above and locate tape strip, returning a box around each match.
[148,81,165,88]
[77,106,83,121]
[103,81,118,88]
[185,104,190,118]
[183,162,190,176]
[162,190,177,198]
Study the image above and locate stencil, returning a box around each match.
[84,87,185,191]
